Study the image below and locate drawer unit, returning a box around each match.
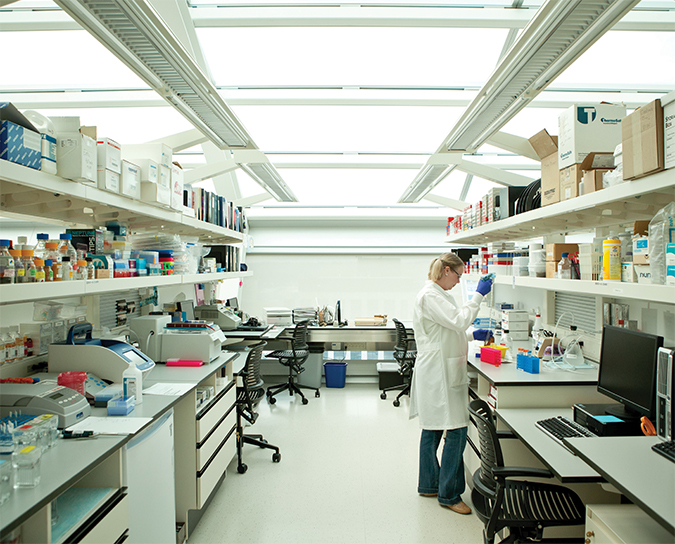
[196,382,236,442]
[79,493,129,544]
[197,425,237,509]
[196,404,236,471]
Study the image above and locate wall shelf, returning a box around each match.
[0,159,244,244]
[469,274,674,303]
[446,169,674,245]
[0,271,253,305]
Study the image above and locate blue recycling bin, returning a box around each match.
[323,362,347,388]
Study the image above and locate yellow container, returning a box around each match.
[603,238,621,281]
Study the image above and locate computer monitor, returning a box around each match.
[177,300,195,321]
[597,325,664,420]
[226,298,239,310]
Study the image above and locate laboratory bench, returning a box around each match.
[0,351,241,543]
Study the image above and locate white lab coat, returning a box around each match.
[409,280,484,430]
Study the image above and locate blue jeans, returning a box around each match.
[418,427,467,506]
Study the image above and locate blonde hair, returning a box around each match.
[428,253,464,281]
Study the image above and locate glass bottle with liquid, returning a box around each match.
[34,233,49,260]
[60,257,73,281]
[0,241,15,284]
[34,259,46,283]
[75,260,88,281]
[44,260,54,282]
[9,250,24,283]
[59,234,78,274]
[45,243,60,281]
[85,257,95,280]
[22,250,36,283]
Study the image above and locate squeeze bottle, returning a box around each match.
[122,360,143,404]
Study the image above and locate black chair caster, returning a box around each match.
[380,392,387,400]
[268,396,276,404]
[393,399,400,407]
[302,397,309,405]
[315,391,320,398]
[272,453,281,463]
[237,463,248,474]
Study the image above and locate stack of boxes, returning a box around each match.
[52,116,97,184]
[96,136,122,195]
[123,143,173,208]
[0,103,42,171]
[501,310,529,342]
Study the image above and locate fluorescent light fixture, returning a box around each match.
[444,0,641,153]
[55,0,251,149]
[239,163,298,202]
[399,164,456,203]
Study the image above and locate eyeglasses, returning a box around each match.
[451,268,463,279]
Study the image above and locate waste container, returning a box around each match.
[297,343,323,389]
[324,362,348,388]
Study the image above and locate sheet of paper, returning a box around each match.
[143,382,197,396]
[67,417,152,435]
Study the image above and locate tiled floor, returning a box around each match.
[187,383,484,544]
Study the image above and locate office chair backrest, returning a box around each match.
[291,320,310,351]
[244,341,267,390]
[468,399,505,498]
[393,318,410,354]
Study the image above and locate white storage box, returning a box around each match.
[122,143,172,169]
[134,158,159,183]
[121,160,141,199]
[140,181,171,207]
[558,103,626,169]
[509,331,530,341]
[635,264,651,284]
[502,321,528,332]
[97,137,121,174]
[170,164,184,210]
[158,165,171,189]
[56,133,96,183]
[662,89,675,170]
[97,168,120,194]
[502,310,529,322]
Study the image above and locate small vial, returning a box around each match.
[85,257,95,280]
[12,445,41,488]
[61,256,73,281]
[75,260,88,280]
[34,259,46,282]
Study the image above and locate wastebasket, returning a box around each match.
[324,362,347,388]
[297,343,323,389]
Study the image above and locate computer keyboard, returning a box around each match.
[651,440,675,463]
[536,416,596,450]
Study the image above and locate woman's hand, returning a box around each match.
[473,329,492,342]
[476,277,493,296]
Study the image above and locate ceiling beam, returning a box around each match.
[183,158,240,185]
[486,131,539,161]
[455,160,534,187]
[147,128,208,152]
[235,193,274,207]
[1,5,672,32]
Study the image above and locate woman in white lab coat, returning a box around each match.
[409,253,492,515]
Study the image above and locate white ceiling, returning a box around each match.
[1,0,673,217]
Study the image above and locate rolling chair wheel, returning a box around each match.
[380,393,387,400]
[237,464,248,474]
[393,399,400,407]
[269,397,276,405]
[302,398,309,405]
[272,453,281,463]
[315,391,320,398]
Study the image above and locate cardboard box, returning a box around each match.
[558,103,626,169]
[581,169,611,194]
[634,220,649,236]
[529,129,559,206]
[559,164,582,201]
[633,236,649,264]
[170,164,184,210]
[133,158,158,183]
[622,99,664,180]
[635,264,651,284]
[57,133,97,183]
[96,138,121,174]
[141,181,171,207]
[67,228,104,255]
[546,243,579,262]
[0,103,42,170]
[158,164,171,189]
[97,168,120,193]
[121,160,141,199]
[80,126,97,141]
[122,143,172,169]
[663,90,675,170]
[546,260,559,279]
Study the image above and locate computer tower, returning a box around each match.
[656,347,674,441]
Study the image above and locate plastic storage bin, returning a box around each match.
[516,352,540,374]
[324,362,347,388]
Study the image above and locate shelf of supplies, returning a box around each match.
[0,159,243,244]
[471,274,675,303]
[445,169,674,245]
[0,272,252,304]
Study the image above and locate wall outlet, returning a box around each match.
[346,342,366,351]
[331,342,342,350]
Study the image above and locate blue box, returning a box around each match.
[0,102,42,170]
[516,352,540,374]
[107,395,135,415]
